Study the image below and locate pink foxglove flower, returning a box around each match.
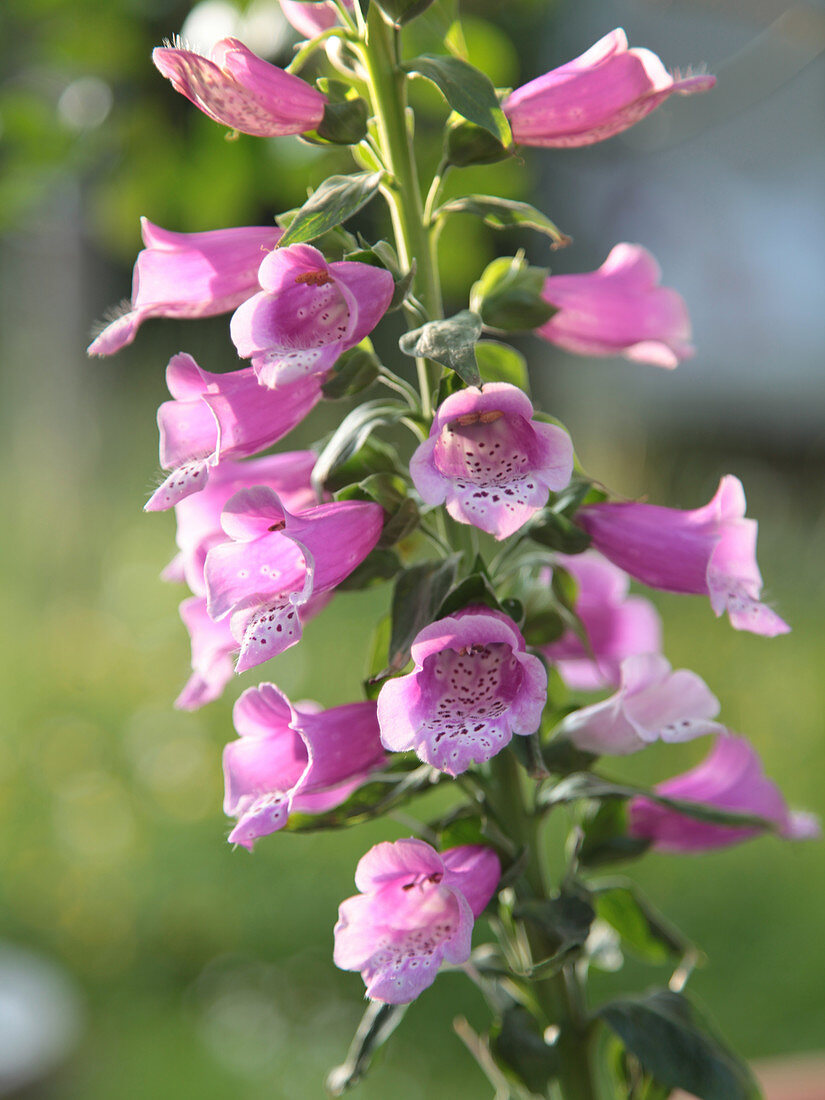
[230,243,394,387]
[88,219,281,357]
[146,354,322,511]
[537,244,694,368]
[223,683,386,848]
[409,383,574,540]
[334,839,501,1003]
[576,475,790,637]
[377,608,547,775]
[280,0,353,37]
[558,654,723,755]
[541,551,662,691]
[503,28,715,149]
[629,733,820,852]
[163,453,317,595]
[204,487,383,671]
[152,37,325,137]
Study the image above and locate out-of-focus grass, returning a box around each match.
[1,325,823,1097]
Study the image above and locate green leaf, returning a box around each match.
[522,608,565,647]
[593,881,696,965]
[435,571,501,619]
[514,891,595,972]
[327,1002,408,1095]
[337,472,420,548]
[540,735,598,777]
[444,117,511,167]
[436,195,571,248]
[321,343,381,400]
[470,255,556,331]
[314,95,369,145]
[474,340,529,391]
[402,55,511,143]
[311,400,405,492]
[389,556,461,670]
[374,0,437,24]
[399,310,482,386]
[434,805,487,850]
[337,548,402,591]
[578,799,651,868]
[527,509,592,554]
[287,763,439,833]
[277,172,383,248]
[599,991,761,1100]
[492,1007,559,1095]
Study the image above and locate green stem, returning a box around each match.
[360,8,443,415]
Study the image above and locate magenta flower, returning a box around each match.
[559,654,723,755]
[541,551,662,691]
[223,683,386,848]
[164,453,317,595]
[230,243,394,387]
[334,839,501,1003]
[280,0,353,37]
[145,353,322,511]
[88,219,281,357]
[204,487,383,671]
[409,383,574,540]
[377,608,547,775]
[503,28,715,149]
[537,244,694,368]
[629,733,820,852]
[577,476,790,637]
[152,37,325,137]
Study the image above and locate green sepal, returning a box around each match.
[474,340,529,391]
[444,117,511,167]
[578,799,652,868]
[374,0,437,25]
[470,255,556,331]
[321,342,381,400]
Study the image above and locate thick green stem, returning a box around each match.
[361,9,442,415]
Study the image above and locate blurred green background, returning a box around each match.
[1,0,823,1096]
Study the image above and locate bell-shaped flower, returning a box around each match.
[230,243,394,388]
[204,487,383,671]
[541,551,662,691]
[629,733,820,852]
[334,839,501,1004]
[558,654,723,755]
[503,28,715,149]
[163,453,317,595]
[88,218,281,357]
[152,37,325,137]
[536,244,694,368]
[145,353,322,511]
[409,383,574,540]
[377,608,547,775]
[280,0,353,37]
[223,683,387,848]
[576,475,790,637]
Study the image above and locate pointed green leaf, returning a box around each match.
[444,117,511,167]
[374,0,437,24]
[492,1007,560,1094]
[311,400,405,492]
[399,310,483,386]
[327,1002,408,1095]
[277,172,382,248]
[436,195,571,248]
[474,340,529,391]
[593,880,697,965]
[402,54,511,143]
[321,343,381,400]
[470,255,556,331]
[389,556,462,670]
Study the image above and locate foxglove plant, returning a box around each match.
[93,4,817,1098]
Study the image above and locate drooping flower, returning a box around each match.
[409,383,574,540]
[88,219,281,357]
[279,0,353,37]
[558,654,723,755]
[230,243,394,387]
[503,28,715,149]
[536,244,694,368]
[145,354,322,511]
[152,37,326,137]
[377,608,547,775]
[629,733,820,852]
[204,487,383,671]
[576,476,790,636]
[223,683,387,848]
[541,551,662,691]
[334,839,501,1003]
[163,453,317,595]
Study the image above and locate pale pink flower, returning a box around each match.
[279,0,353,37]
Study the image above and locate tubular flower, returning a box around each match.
[409,383,574,540]
[145,354,322,511]
[537,244,694,368]
[279,0,353,37]
[152,37,325,137]
[503,28,715,149]
[334,839,501,1004]
[230,243,394,387]
[558,654,723,755]
[163,453,317,595]
[204,487,383,672]
[629,733,821,852]
[541,551,662,691]
[377,608,547,775]
[223,683,386,848]
[576,475,790,637]
[88,219,281,357]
